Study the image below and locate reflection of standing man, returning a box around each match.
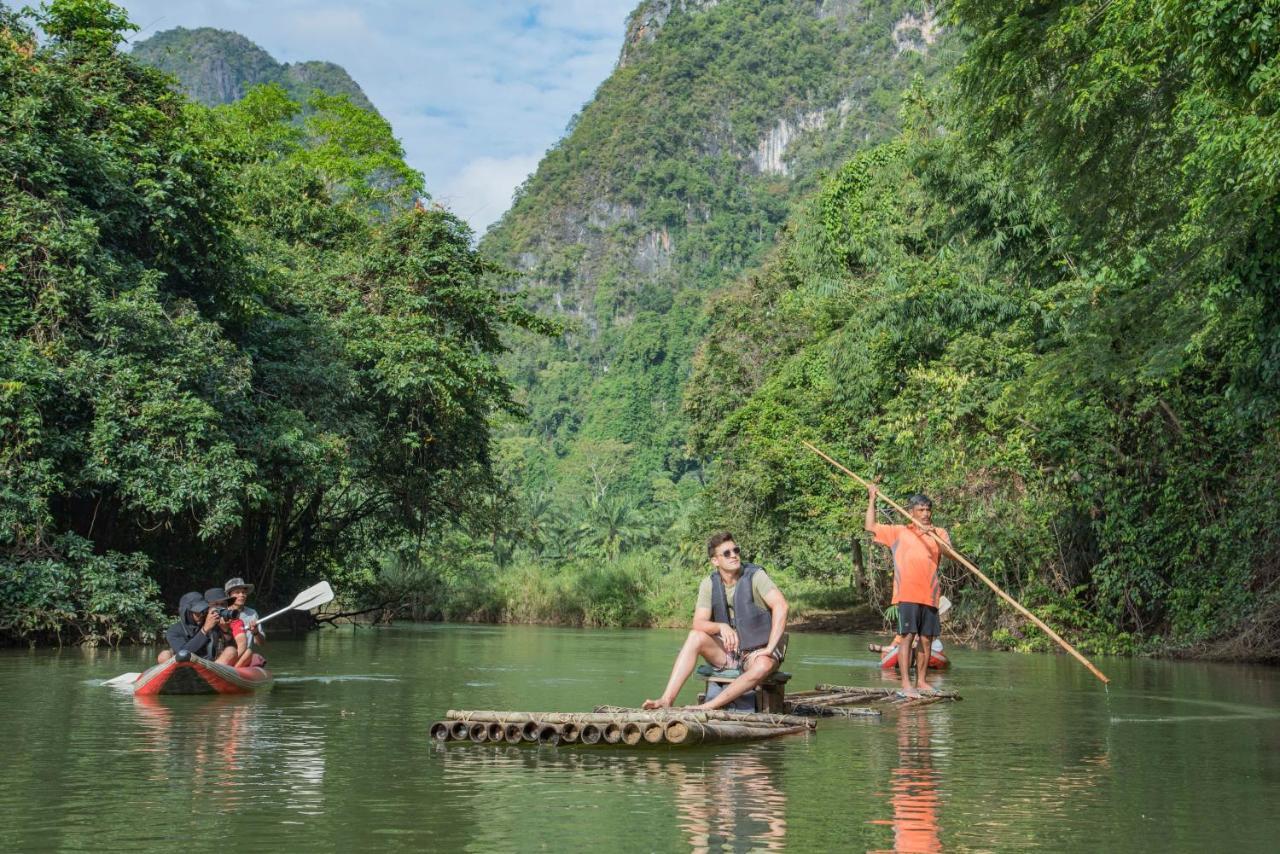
[865,485,948,697]
[873,710,942,854]
[643,532,788,710]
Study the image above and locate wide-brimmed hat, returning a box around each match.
[223,577,254,594]
[204,587,232,605]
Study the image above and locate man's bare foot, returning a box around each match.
[642,698,672,710]
[899,687,921,699]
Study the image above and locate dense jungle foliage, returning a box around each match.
[0,0,544,644]
[677,0,1280,658]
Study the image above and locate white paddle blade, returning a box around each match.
[290,580,334,611]
[103,672,140,687]
[257,580,335,626]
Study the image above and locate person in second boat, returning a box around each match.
[869,598,951,665]
[643,532,789,711]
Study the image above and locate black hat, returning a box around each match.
[223,577,254,594]
[188,598,210,615]
[204,587,231,605]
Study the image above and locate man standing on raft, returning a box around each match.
[865,485,949,697]
[644,532,789,710]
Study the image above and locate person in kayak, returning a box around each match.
[223,577,265,667]
[157,592,225,663]
[643,532,789,711]
[869,598,950,663]
[865,486,950,698]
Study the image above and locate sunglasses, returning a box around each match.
[718,546,741,558]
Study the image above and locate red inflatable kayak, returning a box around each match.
[133,652,272,695]
[879,647,950,670]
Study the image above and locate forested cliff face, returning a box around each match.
[131,26,378,114]
[480,0,951,542]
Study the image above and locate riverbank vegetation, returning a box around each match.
[1,0,546,645]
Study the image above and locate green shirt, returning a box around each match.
[696,569,778,623]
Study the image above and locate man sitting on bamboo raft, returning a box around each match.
[643,532,789,710]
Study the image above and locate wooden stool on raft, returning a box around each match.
[695,664,791,713]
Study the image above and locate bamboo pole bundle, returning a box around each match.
[487,723,504,741]
[430,722,451,741]
[537,724,561,745]
[580,723,603,745]
[445,709,815,730]
[560,723,581,744]
[621,722,644,746]
[521,721,541,741]
[643,722,665,744]
[504,723,523,743]
[663,721,812,745]
[785,700,882,717]
[449,721,471,740]
[602,723,622,744]
[590,706,816,729]
[814,684,961,700]
[469,722,489,742]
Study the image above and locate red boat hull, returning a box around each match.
[880,648,950,670]
[133,656,272,695]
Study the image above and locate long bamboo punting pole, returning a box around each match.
[801,440,1111,685]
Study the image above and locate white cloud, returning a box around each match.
[436,153,543,235]
[113,1,637,231]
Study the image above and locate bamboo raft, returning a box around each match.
[785,684,962,716]
[432,707,816,747]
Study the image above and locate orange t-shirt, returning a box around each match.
[872,524,949,607]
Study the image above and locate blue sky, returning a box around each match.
[115,1,639,233]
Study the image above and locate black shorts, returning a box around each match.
[897,602,941,638]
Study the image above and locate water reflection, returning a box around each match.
[434,743,788,850]
[671,750,787,852]
[871,710,942,853]
[130,694,327,816]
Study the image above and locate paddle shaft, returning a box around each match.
[802,440,1110,684]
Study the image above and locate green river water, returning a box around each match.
[2,623,1277,852]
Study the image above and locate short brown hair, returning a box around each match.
[707,531,736,558]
